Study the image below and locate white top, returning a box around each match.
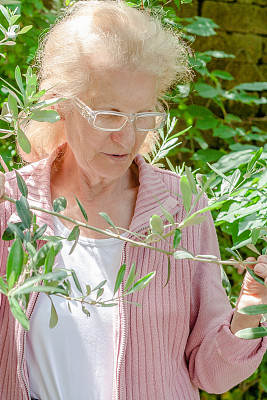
[26,217,125,400]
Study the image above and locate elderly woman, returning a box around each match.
[0,1,266,400]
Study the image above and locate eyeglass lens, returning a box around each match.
[94,113,164,131]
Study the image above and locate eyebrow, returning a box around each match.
[91,102,156,113]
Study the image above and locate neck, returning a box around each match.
[51,145,137,205]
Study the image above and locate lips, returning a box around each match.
[103,153,129,161]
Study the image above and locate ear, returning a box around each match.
[50,95,66,121]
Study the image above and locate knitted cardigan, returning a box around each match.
[0,150,266,400]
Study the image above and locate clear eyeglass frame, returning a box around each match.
[70,97,167,132]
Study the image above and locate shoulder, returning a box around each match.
[4,158,48,197]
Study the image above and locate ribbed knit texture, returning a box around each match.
[0,148,266,400]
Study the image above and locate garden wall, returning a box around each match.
[179,0,267,129]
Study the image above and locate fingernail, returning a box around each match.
[255,265,265,273]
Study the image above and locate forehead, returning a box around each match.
[84,68,158,110]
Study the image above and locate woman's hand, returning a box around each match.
[231,255,267,334]
[0,171,6,203]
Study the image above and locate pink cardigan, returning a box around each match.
[0,150,266,400]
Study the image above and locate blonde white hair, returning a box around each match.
[22,0,191,162]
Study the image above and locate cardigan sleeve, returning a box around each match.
[185,198,267,394]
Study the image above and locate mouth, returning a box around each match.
[103,153,129,161]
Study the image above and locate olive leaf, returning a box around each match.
[53,197,67,213]
[15,170,28,198]
[173,229,182,248]
[74,196,88,222]
[6,237,24,290]
[49,298,58,329]
[150,215,164,235]
[9,296,30,331]
[124,262,136,293]
[114,263,126,295]
[180,176,192,213]
[15,196,32,230]
[235,326,267,340]
[125,271,156,295]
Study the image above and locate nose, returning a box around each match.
[111,121,136,148]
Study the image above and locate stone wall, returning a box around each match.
[179,0,267,128]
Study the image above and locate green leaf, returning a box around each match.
[211,70,234,80]
[9,296,30,331]
[30,241,63,269]
[114,263,126,295]
[194,83,220,98]
[49,299,58,329]
[214,125,236,139]
[124,262,136,293]
[32,224,48,242]
[154,198,175,226]
[126,272,156,294]
[97,287,104,299]
[44,246,55,275]
[15,66,25,97]
[8,93,18,117]
[234,82,267,91]
[163,257,171,288]
[150,215,164,235]
[11,269,68,296]
[180,214,207,230]
[68,226,80,255]
[185,166,198,195]
[173,229,182,248]
[0,5,10,23]
[17,127,31,154]
[99,212,117,230]
[13,284,68,296]
[186,17,218,37]
[246,267,265,285]
[74,196,88,222]
[251,229,261,246]
[203,51,235,59]
[2,222,25,241]
[17,25,32,35]
[235,326,267,340]
[247,148,263,173]
[30,110,60,123]
[82,305,90,317]
[180,176,192,213]
[238,304,267,315]
[101,302,118,307]
[86,284,91,295]
[67,225,80,242]
[174,250,194,260]
[15,170,28,198]
[0,276,7,295]
[15,196,32,230]
[220,265,231,296]
[6,238,24,289]
[92,280,107,292]
[207,162,231,183]
[71,269,83,294]
[53,197,67,213]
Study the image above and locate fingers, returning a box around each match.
[254,256,267,285]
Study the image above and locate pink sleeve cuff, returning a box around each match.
[215,310,267,365]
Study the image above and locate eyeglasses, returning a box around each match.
[71,98,167,132]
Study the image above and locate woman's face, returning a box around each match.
[64,68,158,185]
